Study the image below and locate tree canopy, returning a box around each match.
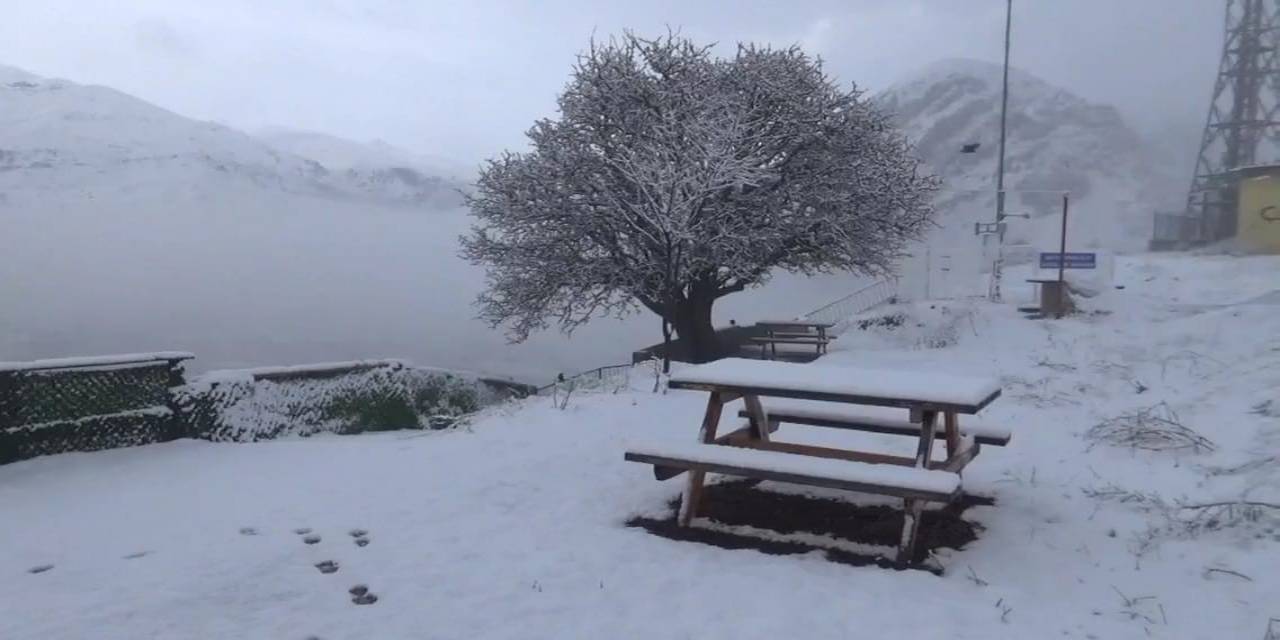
[461,33,937,360]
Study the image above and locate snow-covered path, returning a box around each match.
[2,254,1279,639]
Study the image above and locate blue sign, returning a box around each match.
[1039,252,1096,269]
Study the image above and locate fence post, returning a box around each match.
[0,372,16,464]
[163,358,191,441]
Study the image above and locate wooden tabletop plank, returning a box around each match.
[667,358,1001,414]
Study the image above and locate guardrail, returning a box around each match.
[800,279,899,333]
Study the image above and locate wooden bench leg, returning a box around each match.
[678,470,707,525]
[678,391,725,526]
[742,394,772,442]
[897,409,938,566]
[944,411,960,460]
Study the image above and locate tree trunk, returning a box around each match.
[669,291,720,364]
[660,317,672,374]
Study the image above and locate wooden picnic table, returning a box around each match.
[625,358,1006,566]
[752,319,836,358]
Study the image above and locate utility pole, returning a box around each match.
[991,0,1013,302]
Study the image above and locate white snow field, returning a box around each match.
[3,253,1279,639]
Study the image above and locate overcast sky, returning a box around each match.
[0,0,1223,166]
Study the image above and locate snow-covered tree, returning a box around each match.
[461,33,937,362]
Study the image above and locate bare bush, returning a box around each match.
[1085,403,1215,453]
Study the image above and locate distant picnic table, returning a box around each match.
[626,358,1009,566]
[751,320,835,359]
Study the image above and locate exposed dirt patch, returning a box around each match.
[626,480,990,571]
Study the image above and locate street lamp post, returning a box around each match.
[991,0,1013,302]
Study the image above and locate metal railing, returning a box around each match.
[800,279,899,333]
[537,279,901,395]
[537,362,636,396]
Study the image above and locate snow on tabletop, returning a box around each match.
[668,358,1001,410]
[759,398,1012,441]
[0,351,194,373]
[627,441,961,496]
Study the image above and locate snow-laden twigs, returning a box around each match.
[1109,586,1164,626]
[1158,350,1224,381]
[1083,483,1280,553]
[1085,403,1215,453]
[1207,456,1279,476]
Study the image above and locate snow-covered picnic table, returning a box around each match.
[626,358,1007,566]
[751,320,836,358]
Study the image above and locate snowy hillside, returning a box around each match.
[878,59,1170,254]
[257,128,468,208]
[2,253,1277,639]
[258,128,471,179]
[0,64,458,208]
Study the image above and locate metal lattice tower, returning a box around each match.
[1186,0,1280,242]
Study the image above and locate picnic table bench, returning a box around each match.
[750,320,835,358]
[625,358,1007,566]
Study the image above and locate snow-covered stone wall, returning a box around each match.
[179,360,522,442]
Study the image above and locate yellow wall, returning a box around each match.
[1237,172,1280,253]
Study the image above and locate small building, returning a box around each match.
[1233,163,1280,253]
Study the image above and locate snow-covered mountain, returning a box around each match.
[0,64,462,209]
[256,128,470,207]
[877,58,1171,253]
[257,128,471,178]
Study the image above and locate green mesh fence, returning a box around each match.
[0,356,189,464]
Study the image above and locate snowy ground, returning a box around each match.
[2,253,1279,639]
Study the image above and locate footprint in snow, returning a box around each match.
[349,584,378,605]
[28,564,54,574]
[239,527,258,536]
[302,535,322,545]
[315,560,339,574]
[122,551,150,560]
[350,529,371,547]
[293,528,312,535]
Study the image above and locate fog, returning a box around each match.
[0,1,1223,165]
[0,193,867,383]
[0,0,1230,382]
